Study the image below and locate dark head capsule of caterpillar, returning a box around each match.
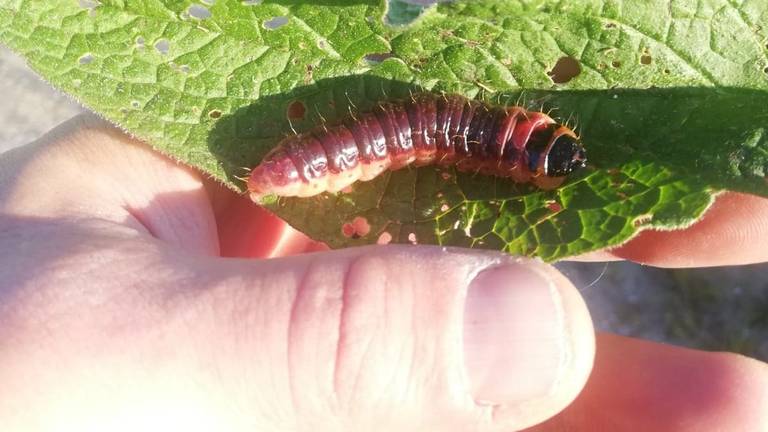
[525,124,586,178]
[544,134,587,177]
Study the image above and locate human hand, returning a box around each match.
[1,115,766,431]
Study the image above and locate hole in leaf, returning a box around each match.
[386,0,439,26]
[640,54,652,65]
[364,52,394,65]
[79,0,99,15]
[547,56,581,84]
[763,65,768,74]
[131,100,141,108]
[286,100,306,120]
[208,109,222,119]
[342,217,370,239]
[135,36,145,49]
[341,223,356,238]
[545,200,563,212]
[663,68,671,74]
[179,64,191,73]
[377,232,392,245]
[80,0,100,16]
[611,60,621,68]
[305,64,314,83]
[264,16,289,29]
[188,4,211,19]
[634,215,652,227]
[353,217,371,237]
[408,232,418,244]
[604,22,616,29]
[242,0,261,4]
[78,53,94,65]
[154,39,170,55]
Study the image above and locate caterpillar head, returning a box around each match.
[526,124,587,178]
[544,133,586,177]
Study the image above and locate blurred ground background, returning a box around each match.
[2,37,767,362]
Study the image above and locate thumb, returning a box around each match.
[227,246,594,431]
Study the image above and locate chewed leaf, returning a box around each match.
[1,0,767,261]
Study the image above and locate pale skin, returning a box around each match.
[1,115,767,431]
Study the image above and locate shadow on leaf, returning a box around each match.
[208,80,768,260]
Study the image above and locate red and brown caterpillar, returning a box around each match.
[247,93,586,201]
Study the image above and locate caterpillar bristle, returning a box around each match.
[287,117,298,135]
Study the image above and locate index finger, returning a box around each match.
[603,192,768,267]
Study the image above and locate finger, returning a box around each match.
[204,177,327,258]
[527,334,768,431]
[1,114,220,255]
[1,114,325,259]
[611,192,768,267]
[0,238,595,431]
[192,246,595,431]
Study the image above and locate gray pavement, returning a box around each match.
[0,46,83,152]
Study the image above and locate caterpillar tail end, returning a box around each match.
[249,190,267,203]
[246,176,266,203]
[246,155,304,202]
[246,164,278,203]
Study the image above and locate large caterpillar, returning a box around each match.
[247,93,586,201]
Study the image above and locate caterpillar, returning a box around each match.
[247,93,586,201]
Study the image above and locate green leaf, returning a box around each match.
[2,0,767,261]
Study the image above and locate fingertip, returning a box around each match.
[530,334,768,432]
[612,192,768,267]
[482,260,594,430]
[204,178,326,258]
[700,352,768,431]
